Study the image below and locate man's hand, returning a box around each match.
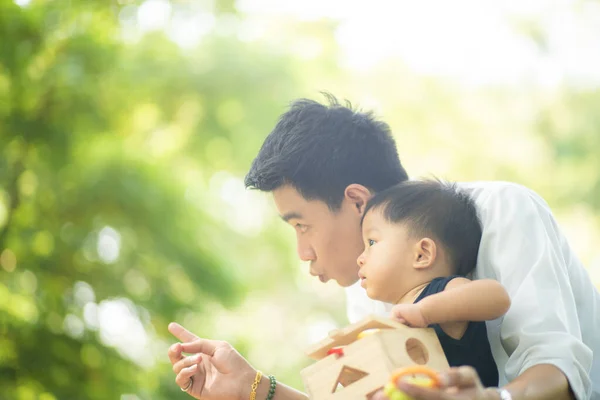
[168,322,256,400]
[390,303,429,327]
[371,366,500,400]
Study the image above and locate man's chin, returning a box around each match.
[336,275,360,288]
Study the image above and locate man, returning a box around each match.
[168,96,600,400]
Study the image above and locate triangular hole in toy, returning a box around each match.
[366,387,384,399]
[331,366,369,393]
[333,382,344,393]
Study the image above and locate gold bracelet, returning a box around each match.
[249,370,263,400]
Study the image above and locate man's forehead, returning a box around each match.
[272,184,303,203]
[272,185,325,220]
[272,185,306,218]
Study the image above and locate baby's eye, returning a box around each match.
[368,239,376,246]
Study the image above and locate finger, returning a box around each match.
[437,366,479,389]
[168,322,199,343]
[390,310,406,323]
[396,383,451,400]
[168,342,184,365]
[173,354,202,374]
[175,364,198,389]
[390,307,401,317]
[180,338,218,357]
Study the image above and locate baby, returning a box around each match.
[357,180,511,387]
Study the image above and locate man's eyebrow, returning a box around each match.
[281,212,302,222]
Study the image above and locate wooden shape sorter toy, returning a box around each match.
[300,315,449,400]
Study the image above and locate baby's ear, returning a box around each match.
[413,238,436,269]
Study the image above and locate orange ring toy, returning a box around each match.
[384,366,440,400]
[390,366,440,387]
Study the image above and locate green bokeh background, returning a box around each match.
[1,1,599,399]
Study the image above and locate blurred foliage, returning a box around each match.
[535,89,600,211]
[1,0,600,399]
[0,0,305,398]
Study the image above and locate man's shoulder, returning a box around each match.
[456,180,531,196]
[456,181,544,208]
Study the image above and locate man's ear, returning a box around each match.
[344,184,373,216]
[413,238,436,269]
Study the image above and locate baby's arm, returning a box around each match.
[420,278,510,339]
[391,278,510,339]
[419,277,511,324]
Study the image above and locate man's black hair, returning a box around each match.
[245,93,408,210]
[363,180,482,276]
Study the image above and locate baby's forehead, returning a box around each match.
[362,208,392,228]
[362,208,383,226]
[363,209,414,231]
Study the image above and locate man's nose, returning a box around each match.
[298,247,316,262]
[297,237,316,262]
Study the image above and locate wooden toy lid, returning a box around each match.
[305,315,410,360]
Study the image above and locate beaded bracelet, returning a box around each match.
[265,375,276,400]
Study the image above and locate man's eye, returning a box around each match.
[296,223,308,232]
[368,239,376,246]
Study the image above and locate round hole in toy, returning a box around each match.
[405,338,428,365]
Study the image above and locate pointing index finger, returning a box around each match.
[168,322,199,343]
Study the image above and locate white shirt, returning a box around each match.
[345,181,600,400]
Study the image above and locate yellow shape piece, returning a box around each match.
[384,369,439,400]
[357,328,381,339]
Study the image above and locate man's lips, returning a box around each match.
[310,269,325,282]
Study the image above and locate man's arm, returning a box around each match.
[502,364,573,400]
[169,323,309,400]
[372,364,573,400]
[476,183,593,399]
[253,376,308,400]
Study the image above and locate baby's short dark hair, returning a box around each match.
[363,180,482,276]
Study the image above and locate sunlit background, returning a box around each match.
[1,0,600,398]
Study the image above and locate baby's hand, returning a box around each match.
[390,304,428,327]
